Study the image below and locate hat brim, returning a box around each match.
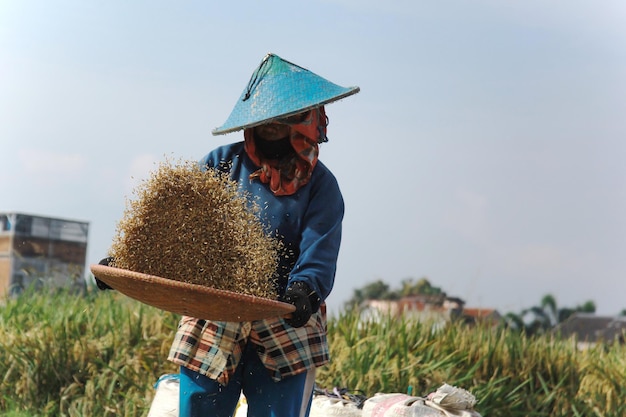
[91,264,295,321]
[212,86,360,136]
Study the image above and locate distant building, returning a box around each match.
[359,298,452,330]
[360,295,501,328]
[460,308,502,327]
[0,212,89,297]
[554,313,626,349]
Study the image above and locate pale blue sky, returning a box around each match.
[1,0,625,315]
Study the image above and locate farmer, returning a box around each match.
[167,53,359,417]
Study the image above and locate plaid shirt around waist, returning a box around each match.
[167,305,328,385]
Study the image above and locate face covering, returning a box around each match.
[244,107,327,196]
[254,136,294,160]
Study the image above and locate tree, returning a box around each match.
[344,277,444,310]
[506,294,597,336]
[344,279,395,309]
[503,312,525,331]
[400,278,443,297]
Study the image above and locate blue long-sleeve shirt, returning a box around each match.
[199,141,344,301]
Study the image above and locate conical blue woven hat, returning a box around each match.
[212,53,360,135]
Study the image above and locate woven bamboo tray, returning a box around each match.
[91,264,295,321]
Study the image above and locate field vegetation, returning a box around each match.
[1,289,624,416]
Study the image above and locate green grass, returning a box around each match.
[0,288,179,416]
[320,311,626,416]
[1,290,624,416]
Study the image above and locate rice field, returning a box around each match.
[1,289,625,416]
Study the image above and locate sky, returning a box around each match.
[1,0,625,316]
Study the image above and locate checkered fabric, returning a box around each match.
[168,305,328,385]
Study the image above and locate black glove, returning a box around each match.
[282,281,321,328]
[94,257,115,291]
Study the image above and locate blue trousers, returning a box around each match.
[178,343,316,417]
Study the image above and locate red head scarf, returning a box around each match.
[244,107,328,196]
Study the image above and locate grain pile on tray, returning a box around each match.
[108,159,280,300]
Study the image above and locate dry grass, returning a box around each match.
[109,159,280,299]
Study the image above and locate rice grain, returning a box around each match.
[109,159,280,299]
